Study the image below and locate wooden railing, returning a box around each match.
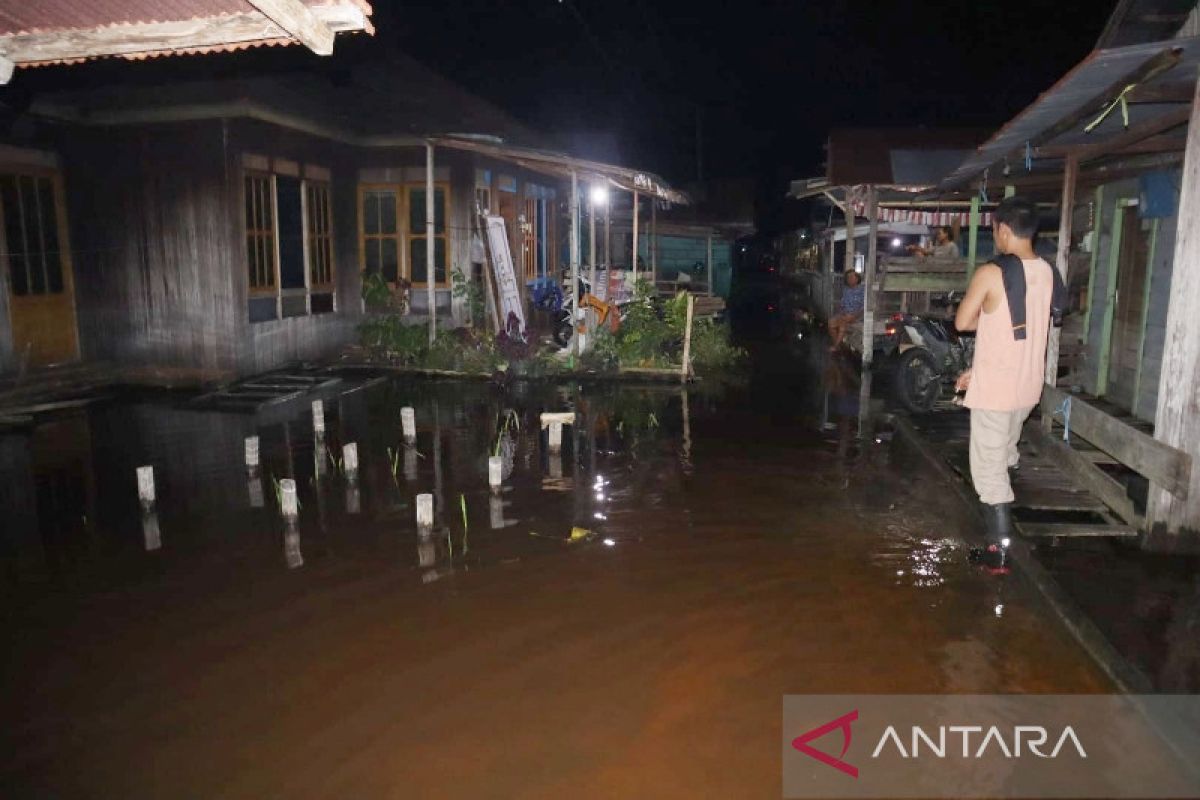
[1031,384,1192,528]
[876,256,970,293]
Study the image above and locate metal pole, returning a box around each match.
[589,191,597,292]
[706,233,714,297]
[604,197,611,271]
[651,199,658,283]
[425,141,436,344]
[632,190,639,285]
[570,170,580,355]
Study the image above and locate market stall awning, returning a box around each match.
[0,0,373,82]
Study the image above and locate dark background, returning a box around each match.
[3,0,1115,231]
[375,0,1110,229]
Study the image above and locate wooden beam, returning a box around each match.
[1082,185,1105,343]
[1127,82,1197,104]
[0,6,365,66]
[1045,153,1078,388]
[879,273,967,293]
[1035,106,1191,162]
[246,0,335,55]
[1149,74,1200,535]
[1018,522,1138,538]
[862,185,879,365]
[966,195,981,277]
[1042,385,1191,499]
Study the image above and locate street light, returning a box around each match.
[589,184,609,207]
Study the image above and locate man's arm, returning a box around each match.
[954,263,1000,332]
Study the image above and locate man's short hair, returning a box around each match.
[995,196,1039,239]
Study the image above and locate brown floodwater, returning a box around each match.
[0,356,1112,798]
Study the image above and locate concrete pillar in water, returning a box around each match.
[417,532,436,568]
[142,511,161,552]
[312,400,325,436]
[136,466,155,510]
[314,437,327,479]
[401,406,416,441]
[416,493,434,528]
[343,442,358,481]
[248,476,264,508]
[488,455,503,492]
[279,478,299,519]
[540,412,574,454]
[548,452,563,480]
[245,436,260,473]
[404,445,418,482]
[548,422,563,453]
[489,494,505,529]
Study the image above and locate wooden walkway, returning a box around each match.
[902,403,1137,540]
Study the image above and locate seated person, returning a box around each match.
[828,270,865,350]
[909,226,960,259]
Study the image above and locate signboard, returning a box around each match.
[483,215,526,336]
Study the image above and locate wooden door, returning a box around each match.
[1107,209,1150,409]
[1,171,79,368]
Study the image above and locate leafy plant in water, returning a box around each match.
[362,271,392,308]
[451,266,487,329]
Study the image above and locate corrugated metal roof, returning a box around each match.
[0,0,373,71]
[939,35,1200,190]
[1096,0,1197,48]
[0,0,368,36]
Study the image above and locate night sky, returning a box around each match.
[3,0,1116,230]
[375,1,1111,192]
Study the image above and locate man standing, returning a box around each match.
[953,197,1055,570]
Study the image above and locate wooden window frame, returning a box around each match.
[358,182,402,286]
[244,170,279,299]
[406,181,451,289]
[0,168,72,299]
[358,180,451,290]
[304,179,335,292]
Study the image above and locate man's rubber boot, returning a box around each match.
[970,502,1013,573]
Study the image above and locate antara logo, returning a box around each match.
[792,711,1087,779]
[792,710,859,778]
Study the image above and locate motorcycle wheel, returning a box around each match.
[553,319,574,348]
[895,347,941,413]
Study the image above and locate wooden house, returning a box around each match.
[930,0,1200,537]
[0,54,683,380]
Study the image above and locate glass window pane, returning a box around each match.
[435,188,446,234]
[409,188,426,235]
[262,179,273,228]
[1,176,28,295]
[381,238,398,283]
[435,238,446,284]
[245,178,256,228]
[39,178,62,294]
[21,177,45,294]
[364,238,380,275]
[410,238,426,284]
[380,192,397,235]
[247,235,258,285]
[10,254,28,296]
[363,192,380,235]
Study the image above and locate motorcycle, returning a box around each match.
[883,294,974,413]
[535,274,625,348]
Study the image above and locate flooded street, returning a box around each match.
[1,348,1111,798]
